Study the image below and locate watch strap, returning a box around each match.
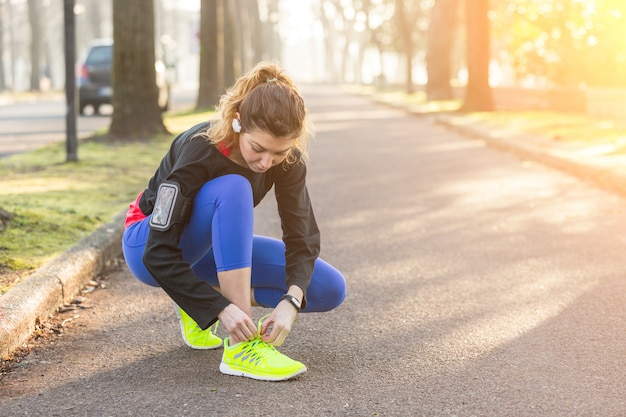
[281,293,301,312]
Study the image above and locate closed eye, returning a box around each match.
[252,145,290,156]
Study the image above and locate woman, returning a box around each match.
[122,62,346,381]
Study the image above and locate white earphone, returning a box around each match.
[231,118,242,133]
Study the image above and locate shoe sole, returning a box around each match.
[219,362,307,381]
[175,306,222,350]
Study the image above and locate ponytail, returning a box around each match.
[204,62,310,164]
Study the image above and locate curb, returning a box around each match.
[0,210,126,357]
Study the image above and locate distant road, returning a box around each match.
[0,88,196,159]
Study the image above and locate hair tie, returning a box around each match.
[266,77,278,83]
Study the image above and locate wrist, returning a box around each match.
[281,293,301,312]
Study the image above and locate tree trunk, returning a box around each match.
[86,0,103,39]
[109,0,168,138]
[266,0,281,61]
[0,2,6,91]
[223,0,240,88]
[247,0,263,65]
[233,0,250,72]
[27,0,42,91]
[318,2,338,83]
[426,0,458,100]
[197,0,222,110]
[461,0,494,111]
[395,0,414,94]
[361,0,387,87]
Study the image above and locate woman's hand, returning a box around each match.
[217,303,258,344]
[259,302,298,346]
[260,286,303,346]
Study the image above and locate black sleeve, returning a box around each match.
[274,160,320,308]
[141,136,232,330]
[143,224,231,330]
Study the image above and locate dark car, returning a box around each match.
[78,39,170,115]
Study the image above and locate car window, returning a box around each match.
[86,46,112,65]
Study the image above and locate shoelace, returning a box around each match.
[210,321,219,334]
[236,338,280,366]
[257,313,271,334]
[256,313,297,337]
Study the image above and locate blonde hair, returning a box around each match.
[205,62,310,164]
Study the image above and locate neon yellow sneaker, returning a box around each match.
[220,337,307,381]
[175,305,222,350]
[219,315,306,381]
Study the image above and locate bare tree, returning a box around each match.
[461,0,493,111]
[85,0,103,39]
[233,0,263,71]
[319,0,365,84]
[246,0,264,65]
[395,0,414,94]
[27,0,42,91]
[265,0,281,61]
[0,2,6,91]
[197,0,223,110]
[109,0,168,138]
[223,0,241,88]
[317,1,340,83]
[426,0,459,100]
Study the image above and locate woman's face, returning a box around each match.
[237,129,295,173]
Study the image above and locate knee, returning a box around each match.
[325,271,347,310]
[306,267,347,312]
[196,174,253,207]
[218,174,252,201]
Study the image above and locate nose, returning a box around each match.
[259,153,273,170]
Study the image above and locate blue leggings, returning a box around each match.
[122,174,346,312]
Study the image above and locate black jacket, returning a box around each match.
[137,122,320,329]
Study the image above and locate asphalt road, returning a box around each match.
[0,98,109,158]
[2,86,626,416]
[0,89,196,158]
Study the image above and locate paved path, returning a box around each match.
[0,89,196,158]
[2,86,626,416]
[0,96,110,159]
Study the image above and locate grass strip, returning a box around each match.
[0,110,214,294]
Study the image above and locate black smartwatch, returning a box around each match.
[281,294,301,312]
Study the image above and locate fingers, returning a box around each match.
[260,302,297,346]
[260,320,278,345]
[261,320,286,346]
[217,304,258,344]
[231,317,258,344]
[229,321,256,344]
[218,302,298,346]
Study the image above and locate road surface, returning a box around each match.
[0,89,196,158]
[1,86,626,416]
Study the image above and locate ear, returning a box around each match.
[231,118,242,133]
[232,112,242,133]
